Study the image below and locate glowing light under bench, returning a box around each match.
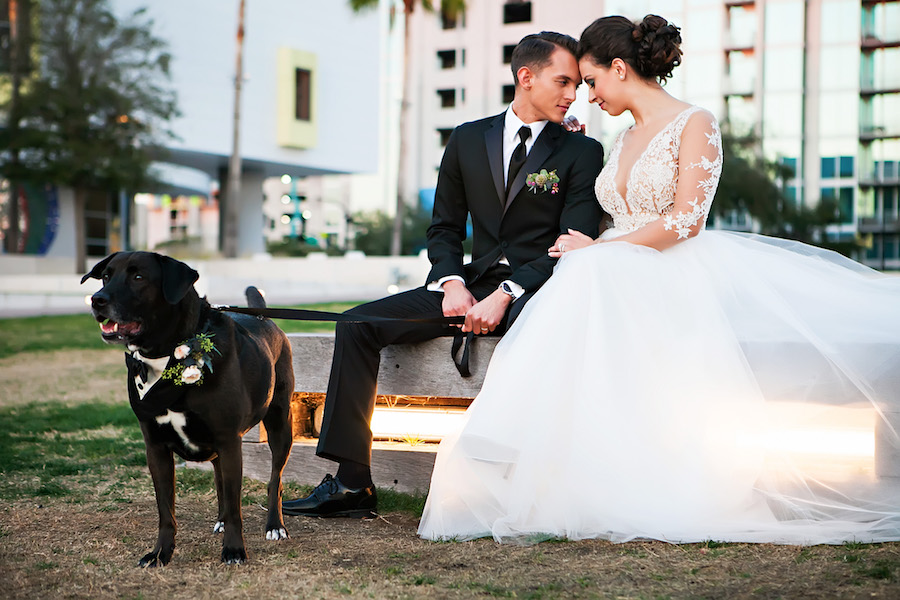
[370,406,467,442]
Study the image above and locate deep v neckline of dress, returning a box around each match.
[612,106,696,204]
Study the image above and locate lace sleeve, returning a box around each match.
[661,111,723,240]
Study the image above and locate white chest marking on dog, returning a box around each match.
[132,351,168,400]
[155,410,200,452]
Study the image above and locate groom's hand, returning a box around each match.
[441,280,477,327]
[464,290,511,334]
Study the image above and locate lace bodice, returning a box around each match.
[595,106,723,239]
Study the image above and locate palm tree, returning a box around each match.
[349,0,466,255]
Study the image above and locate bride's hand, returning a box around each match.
[549,229,595,257]
[562,115,585,134]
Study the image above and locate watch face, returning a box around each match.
[501,283,513,295]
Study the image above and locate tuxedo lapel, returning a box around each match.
[484,114,505,206]
[504,123,562,212]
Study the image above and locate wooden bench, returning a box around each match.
[241,333,500,494]
[235,336,900,496]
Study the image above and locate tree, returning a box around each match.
[711,128,860,257]
[351,202,433,256]
[0,0,178,271]
[349,0,466,255]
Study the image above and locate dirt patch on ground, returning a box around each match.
[3,495,900,599]
[2,349,900,599]
[0,348,123,407]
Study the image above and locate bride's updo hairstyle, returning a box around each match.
[578,15,683,83]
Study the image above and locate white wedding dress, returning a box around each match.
[418,106,900,545]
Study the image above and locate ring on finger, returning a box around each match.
[559,243,566,252]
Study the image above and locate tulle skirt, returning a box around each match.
[418,230,900,545]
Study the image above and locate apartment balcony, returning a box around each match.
[860,84,900,97]
[858,176,900,188]
[724,38,754,53]
[860,126,900,141]
[859,217,900,233]
[862,36,900,50]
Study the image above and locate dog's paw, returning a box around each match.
[221,546,248,565]
[213,521,225,534]
[266,527,289,541]
[138,548,172,568]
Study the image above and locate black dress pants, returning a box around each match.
[316,264,527,467]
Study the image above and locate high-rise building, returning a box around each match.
[401,0,900,267]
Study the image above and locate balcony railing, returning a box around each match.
[860,127,900,141]
[861,35,900,50]
[858,176,900,187]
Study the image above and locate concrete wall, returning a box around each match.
[0,253,434,317]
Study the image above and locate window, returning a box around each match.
[885,161,897,179]
[885,187,899,218]
[441,11,458,29]
[820,157,835,179]
[838,187,854,224]
[503,2,531,24]
[437,89,456,108]
[502,44,516,64]
[781,157,797,177]
[502,84,515,104]
[866,237,881,261]
[885,235,898,260]
[295,68,311,121]
[437,128,453,147]
[785,186,798,205]
[437,50,456,70]
[839,156,854,178]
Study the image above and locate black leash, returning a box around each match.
[212,305,477,377]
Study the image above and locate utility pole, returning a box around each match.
[223,0,245,258]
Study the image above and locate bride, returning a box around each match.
[418,14,900,545]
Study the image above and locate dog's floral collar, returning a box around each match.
[162,332,219,386]
[526,169,560,194]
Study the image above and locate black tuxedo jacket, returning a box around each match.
[426,112,606,295]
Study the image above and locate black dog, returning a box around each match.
[82,251,294,566]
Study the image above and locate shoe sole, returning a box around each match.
[283,508,376,519]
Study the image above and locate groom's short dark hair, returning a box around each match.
[511,32,578,86]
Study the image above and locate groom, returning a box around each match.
[283,31,606,518]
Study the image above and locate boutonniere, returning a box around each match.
[525,169,560,194]
[161,332,220,386]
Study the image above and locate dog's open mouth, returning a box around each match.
[99,319,142,340]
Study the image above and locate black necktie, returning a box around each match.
[506,125,531,195]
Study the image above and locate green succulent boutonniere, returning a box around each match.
[525,169,560,194]
[161,332,220,386]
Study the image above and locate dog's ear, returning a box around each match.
[80,253,119,284]
[156,254,200,304]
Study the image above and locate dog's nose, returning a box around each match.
[91,293,109,309]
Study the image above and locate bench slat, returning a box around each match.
[288,333,499,398]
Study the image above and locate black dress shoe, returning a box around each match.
[282,474,377,518]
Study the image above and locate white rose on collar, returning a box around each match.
[182,364,202,384]
[174,344,191,360]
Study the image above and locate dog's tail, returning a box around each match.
[245,286,267,309]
